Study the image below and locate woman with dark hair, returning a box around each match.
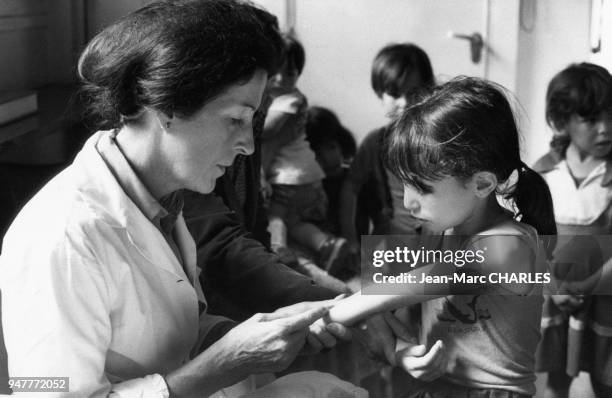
[0,1,357,397]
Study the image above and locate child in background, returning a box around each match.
[262,34,349,276]
[325,77,556,397]
[340,43,435,246]
[534,63,612,398]
[305,106,356,235]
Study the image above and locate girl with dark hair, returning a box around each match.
[322,77,555,397]
[0,1,358,397]
[534,63,612,398]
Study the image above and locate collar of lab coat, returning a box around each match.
[71,131,199,287]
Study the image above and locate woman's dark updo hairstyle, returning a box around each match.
[385,77,556,236]
[77,0,282,130]
[545,62,612,158]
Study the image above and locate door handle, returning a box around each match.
[447,31,484,64]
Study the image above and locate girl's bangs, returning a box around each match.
[384,116,446,194]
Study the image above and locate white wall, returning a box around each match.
[256,0,499,142]
[516,0,592,164]
[256,0,605,165]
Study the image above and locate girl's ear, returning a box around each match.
[471,171,498,198]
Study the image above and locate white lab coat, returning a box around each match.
[0,132,207,397]
[0,132,369,398]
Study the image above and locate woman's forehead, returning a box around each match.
[208,71,268,108]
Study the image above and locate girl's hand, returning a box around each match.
[551,294,586,314]
[396,340,447,382]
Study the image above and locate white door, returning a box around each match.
[590,0,612,71]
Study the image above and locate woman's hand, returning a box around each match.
[305,317,352,353]
[165,304,329,397]
[273,298,353,354]
[221,304,329,375]
[396,339,447,382]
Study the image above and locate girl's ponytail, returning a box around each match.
[511,162,557,237]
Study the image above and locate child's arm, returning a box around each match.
[327,290,445,326]
[261,92,306,142]
[327,259,449,325]
[327,234,539,325]
[262,110,298,142]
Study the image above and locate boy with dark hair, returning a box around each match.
[340,43,435,245]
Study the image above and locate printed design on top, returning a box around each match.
[436,295,491,324]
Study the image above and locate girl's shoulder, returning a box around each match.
[467,219,540,274]
[471,219,538,252]
[478,218,537,239]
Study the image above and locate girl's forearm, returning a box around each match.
[327,292,419,325]
[327,262,450,325]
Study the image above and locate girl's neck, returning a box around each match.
[453,196,510,236]
[566,143,605,178]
